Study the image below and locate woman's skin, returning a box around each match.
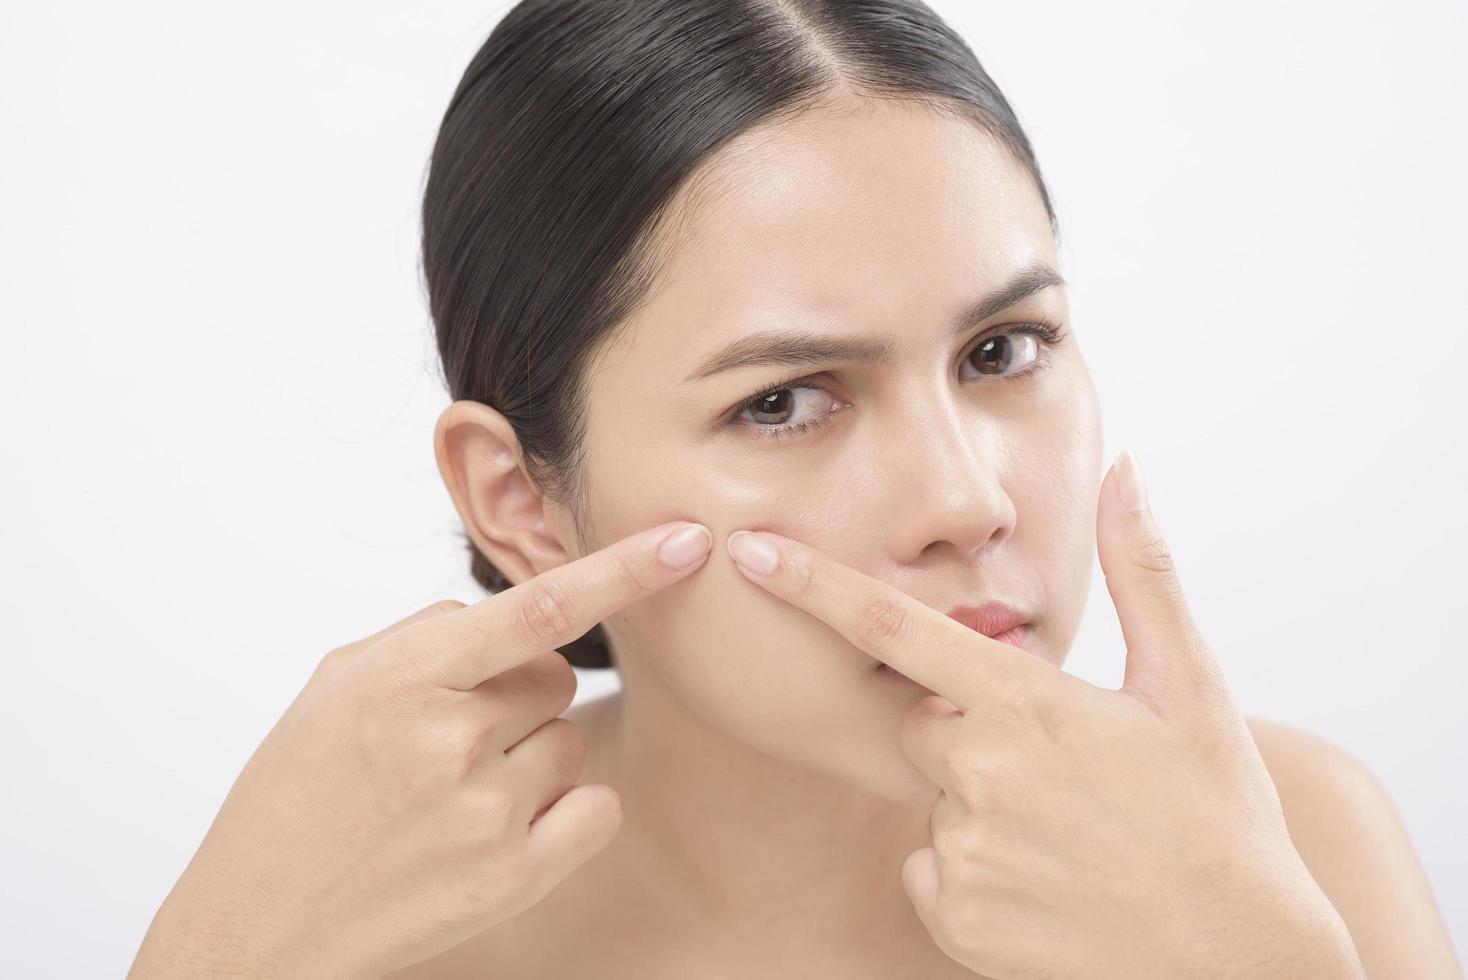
[423,90,1103,976]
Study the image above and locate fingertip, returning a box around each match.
[1116,449,1149,513]
[727,529,780,576]
[656,522,713,569]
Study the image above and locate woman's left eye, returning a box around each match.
[961,321,1065,380]
[724,321,1067,443]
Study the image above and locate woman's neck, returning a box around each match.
[581,676,935,943]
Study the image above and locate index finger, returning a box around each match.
[726,530,1049,712]
[406,520,712,691]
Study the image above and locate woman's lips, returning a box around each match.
[945,601,1028,638]
[987,623,1029,649]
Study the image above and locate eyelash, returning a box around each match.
[724,321,1068,443]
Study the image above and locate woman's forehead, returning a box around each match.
[664,100,1047,275]
[600,101,1057,384]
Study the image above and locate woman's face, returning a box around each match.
[558,96,1102,804]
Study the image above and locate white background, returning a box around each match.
[2,1,1463,974]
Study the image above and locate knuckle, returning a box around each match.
[947,776,990,818]
[609,550,654,598]
[316,644,353,677]
[421,712,485,775]
[1031,689,1067,743]
[1133,535,1187,598]
[1016,676,1067,742]
[446,705,490,756]
[457,729,491,781]
[512,582,578,648]
[943,742,986,783]
[425,598,467,617]
[475,780,521,838]
[945,754,996,812]
[788,552,819,601]
[1133,529,1176,576]
[990,678,1029,717]
[856,593,912,649]
[989,678,1061,741]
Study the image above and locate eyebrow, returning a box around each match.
[681,260,1068,384]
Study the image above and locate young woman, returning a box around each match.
[129,1,1460,977]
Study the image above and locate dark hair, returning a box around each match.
[420,0,1058,669]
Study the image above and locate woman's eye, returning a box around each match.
[728,383,847,442]
[726,322,1066,443]
[960,322,1062,379]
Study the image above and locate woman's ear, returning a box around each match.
[433,400,571,586]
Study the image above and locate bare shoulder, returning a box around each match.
[1244,716,1463,979]
[1246,716,1370,795]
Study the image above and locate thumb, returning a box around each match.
[1098,450,1217,712]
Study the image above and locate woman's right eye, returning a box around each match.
[727,381,848,442]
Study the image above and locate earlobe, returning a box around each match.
[432,400,572,586]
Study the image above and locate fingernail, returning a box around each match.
[1117,449,1149,512]
[727,530,779,575]
[658,523,712,568]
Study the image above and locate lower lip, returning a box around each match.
[876,623,1030,680]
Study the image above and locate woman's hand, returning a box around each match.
[128,519,714,980]
[724,452,1365,980]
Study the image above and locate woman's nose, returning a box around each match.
[880,400,1017,561]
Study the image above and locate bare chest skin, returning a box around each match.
[404,910,984,979]
[385,696,991,979]
[391,884,982,980]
